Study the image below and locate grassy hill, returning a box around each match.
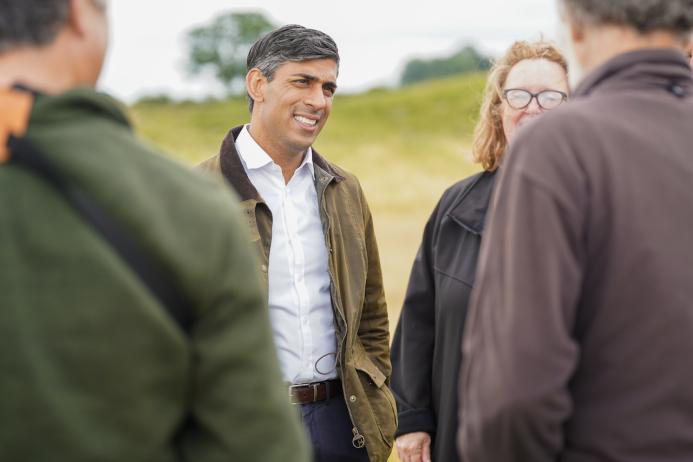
[131,72,487,461]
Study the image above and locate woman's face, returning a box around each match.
[501,58,569,143]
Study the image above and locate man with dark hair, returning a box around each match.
[0,1,308,461]
[199,24,395,462]
[458,1,693,461]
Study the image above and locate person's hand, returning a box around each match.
[395,432,431,462]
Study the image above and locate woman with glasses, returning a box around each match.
[391,40,568,462]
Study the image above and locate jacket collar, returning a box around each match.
[574,48,693,99]
[219,125,344,202]
[447,170,497,235]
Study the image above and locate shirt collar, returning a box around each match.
[301,147,316,179]
[236,124,315,179]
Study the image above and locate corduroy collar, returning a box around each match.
[218,125,344,202]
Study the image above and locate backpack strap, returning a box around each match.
[1,88,192,334]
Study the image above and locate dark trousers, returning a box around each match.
[300,395,369,462]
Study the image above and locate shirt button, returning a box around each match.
[349,395,357,403]
[260,264,268,272]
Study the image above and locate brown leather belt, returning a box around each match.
[289,379,342,405]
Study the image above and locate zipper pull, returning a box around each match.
[352,427,366,449]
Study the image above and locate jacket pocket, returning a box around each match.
[355,353,386,388]
[353,346,397,449]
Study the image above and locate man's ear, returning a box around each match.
[65,0,90,38]
[558,1,585,45]
[567,14,585,44]
[246,68,267,107]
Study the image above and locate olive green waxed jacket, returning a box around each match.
[198,126,396,461]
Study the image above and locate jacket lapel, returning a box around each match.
[218,126,345,195]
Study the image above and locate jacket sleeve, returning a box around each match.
[356,185,392,380]
[390,198,443,437]
[179,187,310,462]
[458,128,586,462]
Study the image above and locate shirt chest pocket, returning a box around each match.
[434,219,482,287]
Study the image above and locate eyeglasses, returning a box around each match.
[503,89,568,110]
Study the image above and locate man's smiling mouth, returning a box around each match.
[294,115,318,127]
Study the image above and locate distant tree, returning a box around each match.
[135,93,174,105]
[185,11,276,94]
[400,45,492,86]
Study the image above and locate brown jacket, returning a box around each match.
[198,126,395,462]
[459,49,693,462]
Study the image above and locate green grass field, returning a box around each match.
[132,72,487,462]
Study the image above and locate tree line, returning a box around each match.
[180,11,493,99]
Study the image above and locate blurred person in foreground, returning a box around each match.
[198,25,395,462]
[459,1,693,461]
[0,0,309,461]
[390,40,568,462]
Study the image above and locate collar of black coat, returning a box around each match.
[574,48,693,99]
[447,170,497,236]
[218,125,345,202]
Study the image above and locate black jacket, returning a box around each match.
[391,170,496,461]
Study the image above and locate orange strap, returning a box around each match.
[0,88,33,163]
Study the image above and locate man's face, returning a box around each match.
[253,58,338,156]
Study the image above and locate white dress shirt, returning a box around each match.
[236,125,338,384]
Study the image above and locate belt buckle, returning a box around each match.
[289,382,320,405]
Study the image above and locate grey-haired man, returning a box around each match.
[0,1,309,461]
[459,1,693,461]
[199,25,396,462]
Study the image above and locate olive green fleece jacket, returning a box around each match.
[0,88,309,462]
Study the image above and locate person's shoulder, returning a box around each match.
[445,171,487,195]
[316,153,358,183]
[313,151,365,196]
[134,143,239,221]
[33,87,131,128]
[197,154,221,173]
[518,101,584,140]
[33,88,239,224]
[195,126,242,175]
[438,170,489,208]
[507,100,597,176]
[516,94,615,148]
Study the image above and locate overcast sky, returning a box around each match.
[100,0,560,102]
